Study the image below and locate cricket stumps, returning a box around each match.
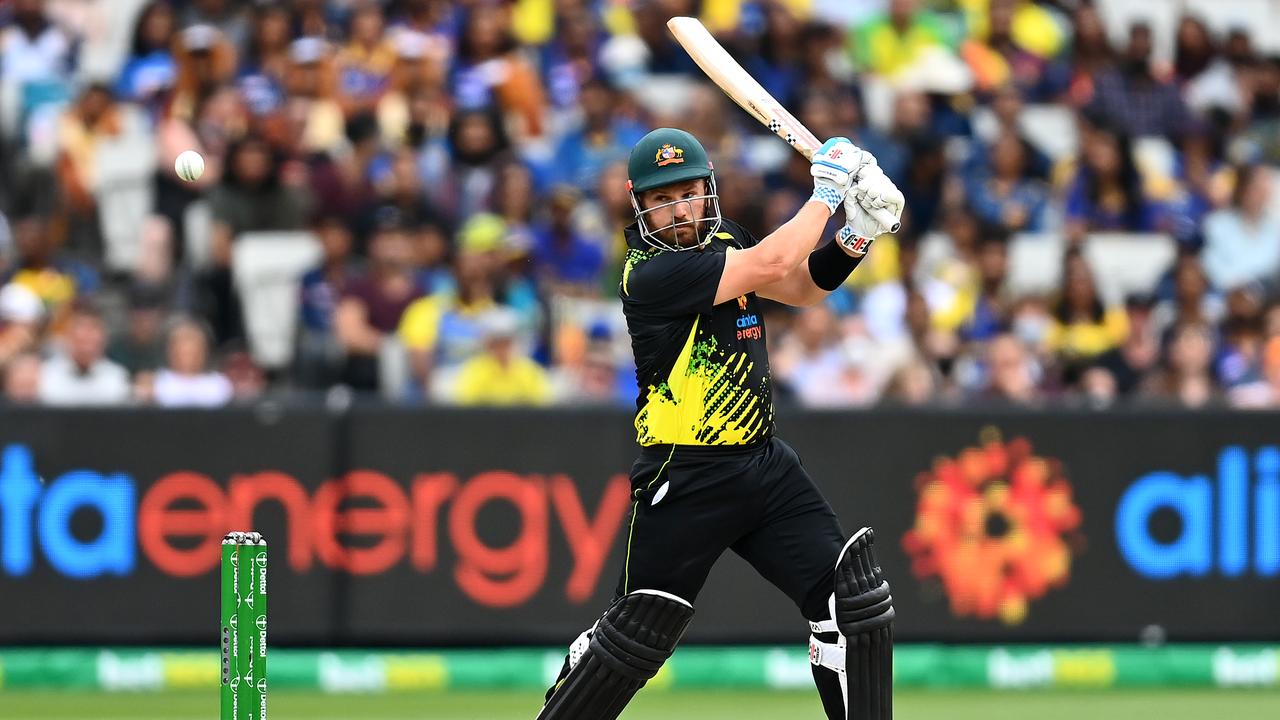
[222,531,267,720]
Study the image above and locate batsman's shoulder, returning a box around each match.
[715,217,759,249]
[619,246,664,299]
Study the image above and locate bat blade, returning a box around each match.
[666,16,819,159]
[667,16,900,232]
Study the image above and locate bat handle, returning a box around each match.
[870,207,901,234]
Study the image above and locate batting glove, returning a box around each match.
[810,137,867,215]
[854,163,905,219]
[837,165,904,256]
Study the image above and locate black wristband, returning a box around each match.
[807,239,864,291]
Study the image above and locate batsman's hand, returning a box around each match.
[810,137,868,215]
[837,165,904,256]
[854,164,904,220]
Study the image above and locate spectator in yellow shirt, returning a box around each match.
[850,0,955,79]
[397,213,540,394]
[453,309,550,406]
[1046,249,1128,362]
[4,216,98,335]
[958,0,1065,61]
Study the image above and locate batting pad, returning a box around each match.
[537,589,694,720]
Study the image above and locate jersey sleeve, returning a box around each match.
[621,249,726,317]
[719,219,762,249]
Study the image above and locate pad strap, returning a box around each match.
[810,618,838,633]
[810,635,846,673]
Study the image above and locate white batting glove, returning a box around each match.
[837,165,904,256]
[853,163,904,221]
[809,137,868,215]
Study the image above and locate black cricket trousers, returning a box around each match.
[615,436,846,622]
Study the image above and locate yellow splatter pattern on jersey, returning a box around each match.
[635,317,769,446]
[621,248,656,297]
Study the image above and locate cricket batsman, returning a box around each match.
[536,128,904,720]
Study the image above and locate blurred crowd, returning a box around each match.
[2,0,1280,409]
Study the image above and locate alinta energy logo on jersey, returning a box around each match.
[654,144,685,166]
[901,428,1083,625]
[734,295,761,341]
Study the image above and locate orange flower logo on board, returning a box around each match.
[901,428,1083,625]
[655,144,685,167]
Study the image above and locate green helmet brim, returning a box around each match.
[629,164,714,194]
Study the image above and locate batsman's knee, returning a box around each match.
[835,527,895,636]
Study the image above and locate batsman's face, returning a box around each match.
[639,179,711,247]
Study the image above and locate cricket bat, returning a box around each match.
[667,16,901,233]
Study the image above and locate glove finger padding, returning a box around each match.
[854,166,904,218]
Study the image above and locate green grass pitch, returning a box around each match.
[2,689,1278,720]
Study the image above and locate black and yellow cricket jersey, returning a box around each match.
[620,219,774,447]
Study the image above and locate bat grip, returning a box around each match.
[870,207,900,233]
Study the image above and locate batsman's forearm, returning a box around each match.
[807,236,864,293]
[753,201,832,275]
